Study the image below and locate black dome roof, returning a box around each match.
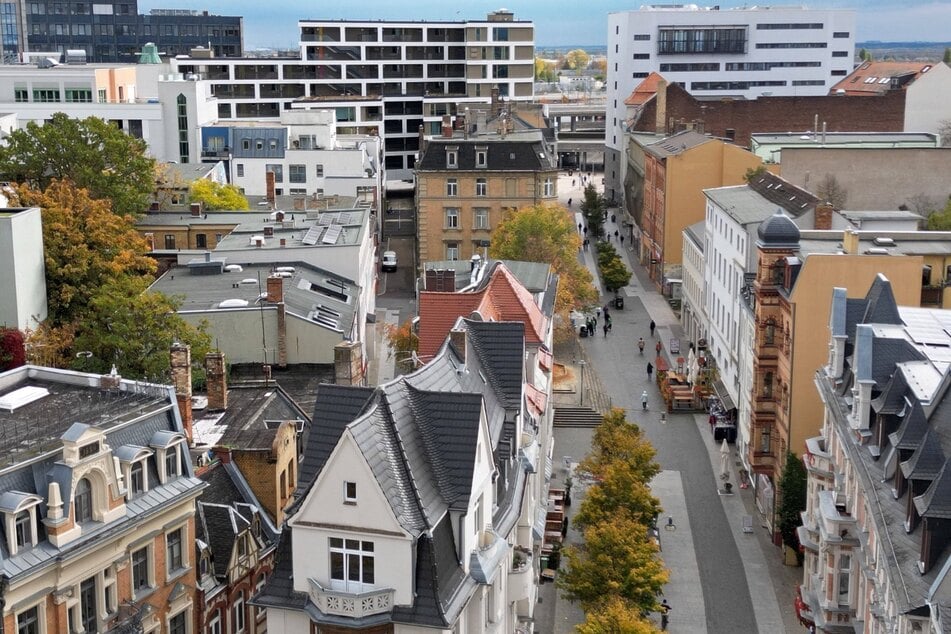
[757,209,800,246]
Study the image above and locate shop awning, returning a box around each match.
[712,379,736,411]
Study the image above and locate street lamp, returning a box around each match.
[578,359,586,407]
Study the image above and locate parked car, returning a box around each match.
[382,251,398,272]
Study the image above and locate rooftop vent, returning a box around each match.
[866,247,890,255]
[873,237,896,247]
[218,298,250,308]
[0,386,50,411]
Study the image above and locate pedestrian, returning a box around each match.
[603,304,610,319]
[578,221,582,232]
[656,340,662,356]
[595,306,601,319]
[572,179,576,187]
[647,361,653,380]
[638,337,645,354]
[568,198,573,207]
[611,213,616,223]
[650,320,656,337]
[659,599,672,630]
[641,390,649,410]
[606,315,612,331]
[584,226,589,235]
[603,321,609,337]
[620,235,624,246]
[614,229,619,239]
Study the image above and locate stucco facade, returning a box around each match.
[0,206,47,331]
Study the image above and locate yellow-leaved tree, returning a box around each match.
[189,178,250,210]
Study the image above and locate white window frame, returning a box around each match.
[475,178,487,197]
[232,591,246,633]
[344,481,357,503]
[129,459,147,496]
[446,149,458,168]
[473,208,489,230]
[167,607,190,634]
[543,177,554,197]
[255,575,267,620]
[476,148,487,168]
[166,525,187,579]
[446,178,458,197]
[329,537,375,592]
[446,243,459,261]
[207,609,222,634]
[16,604,43,634]
[445,207,460,229]
[131,545,153,596]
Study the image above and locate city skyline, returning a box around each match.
[138,0,951,49]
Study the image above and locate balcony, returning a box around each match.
[507,549,534,603]
[804,436,834,478]
[307,579,395,618]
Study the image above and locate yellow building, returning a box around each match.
[638,129,764,286]
[415,132,558,263]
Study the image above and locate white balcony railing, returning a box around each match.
[307,578,395,618]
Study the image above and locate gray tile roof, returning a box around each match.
[890,403,929,451]
[915,462,951,520]
[643,129,712,158]
[464,320,525,409]
[417,137,555,172]
[901,429,945,480]
[199,502,248,578]
[863,275,904,326]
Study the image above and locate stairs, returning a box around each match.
[553,406,604,428]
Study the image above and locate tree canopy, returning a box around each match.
[597,242,632,294]
[925,198,951,230]
[581,183,606,239]
[777,451,807,564]
[0,113,156,216]
[190,179,250,210]
[534,57,558,82]
[577,597,657,634]
[564,49,591,72]
[490,204,598,318]
[384,319,419,374]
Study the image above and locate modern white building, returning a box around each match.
[0,206,47,331]
[606,4,855,198]
[172,10,535,180]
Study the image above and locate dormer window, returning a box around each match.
[446,147,458,168]
[116,445,154,498]
[1,491,43,555]
[129,461,146,496]
[150,431,187,484]
[165,445,180,480]
[476,147,488,168]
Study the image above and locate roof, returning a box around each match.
[748,171,819,214]
[417,137,555,172]
[751,132,939,146]
[624,72,664,107]
[463,319,525,409]
[421,258,551,293]
[757,210,801,247]
[831,61,935,96]
[157,162,218,186]
[684,220,706,248]
[418,262,548,359]
[643,129,713,159]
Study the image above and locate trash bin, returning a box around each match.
[614,295,624,309]
[579,325,588,338]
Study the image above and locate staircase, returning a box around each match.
[553,406,604,428]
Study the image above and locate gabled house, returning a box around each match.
[254,315,552,633]
[0,364,205,634]
[800,275,951,632]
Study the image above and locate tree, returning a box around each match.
[744,165,767,182]
[581,408,661,481]
[560,516,669,612]
[815,174,848,209]
[0,113,156,216]
[598,244,632,293]
[384,319,419,373]
[577,597,658,634]
[573,461,661,530]
[490,204,598,317]
[581,183,606,239]
[939,119,951,147]
[564,48,591,73]
[189,179,250,210]
[0,328,26,371]
[858,48,872,62]
[534,57,557,82]
[10,181,157,325]
[777,451,807,564]
[944,47,951,65]
[926,198,951,230]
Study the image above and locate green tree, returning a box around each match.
[190,178,250,210]
[858,48,872,62]
[490,204,597,317]
[564,48,591,73]
[581,408,661,480]
[926,198,951,230]
[534,57,557,82]
[777,451,807,563]
[944,47,951,65]
[0,113,156,216]
[600,254,632,293]
[577,597,658,634]
[581,183,606,239]
[71,276,211,380]
[384,319,419,373]
[560,516,669,612]
[11,181,157,325]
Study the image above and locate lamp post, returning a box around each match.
[578,359,586,406]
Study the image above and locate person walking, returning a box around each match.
[568,197,573,207]
[655,340,662,356]
[611,213,616,223]
[620,235,624,246]
[659,599,672,630]
[605,314,612,331]
[638,337,645,355]
[603,304,610,320]
[649,320,656,337]
[578,221,582,232]
[603,321,609,337]
[641,391,649,411]
[647,361,653,380]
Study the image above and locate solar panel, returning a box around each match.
[301,226,322,245]
[322,225,342,244]
[318,214,334,225]
[337,212,352,225]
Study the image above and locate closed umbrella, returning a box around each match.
[719,438,730,479]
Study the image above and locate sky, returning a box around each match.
[137,1,951,49]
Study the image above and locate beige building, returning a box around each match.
[416,130,558,263]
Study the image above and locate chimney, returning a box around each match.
[491,87,500,117]
[449,328,466,362]
[170,343,193,442]
[842,229,860,255]
[280,238,286,247]
[275,210,285,222]
[266,171,276,205]
[99,364,121,390]
[815,202,834,230]
[334,341,364,386]
[441,114,453,138]
[655,79,668,135]
[276,302,287,368]
[205,351,228,411]
[266,275,284,303]
[263,225,274,237]
[190,202,202,217]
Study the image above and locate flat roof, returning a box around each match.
[704,185,781,226]
[752,132,938,145]
[214,208,367,251]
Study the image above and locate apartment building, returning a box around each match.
[415,130,557,263]
[172,10,535,180]
[0,363,204,634]
[605,5,855,200]
[7,0,242,62]
[799,276,951,632]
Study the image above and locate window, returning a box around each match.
[132,546,150,594]
[315,164,324,177]
[763,372,773,398]
[13,88,28,103]
[658,27,747,55]
[265,164,283,182]
[760,426,771,453]
[446,178,458,196]
[344,481,357,503]
[236,164,244,177]
[543,177,554,197]
[169,611,187,634]
[79,576,97,634]
[255,575,267,619]
[165,445,180,480]
[632,53,650,59]
[32,89,61,103]
[476,149,487,168]
[167,527,184,574]
[764,321,775,346]
[233,591,246,632]
[833,31,850,38]
[130,461,146,495]
[475,178,487,196]
[14,511,32,550]
[831,51,849,57]
[16,606,39,634]
[445,207,459,229]
[74,478,92,523]
[474,208,489,230]
[446,149,458,168]
[329,538,375,591]
[289,164,306,183]
[634,33,650,40]
[176,94,189,164]
[208,609,222,634]
[446,243,459,260]
[164,234,176,250]
[838,553,851,603]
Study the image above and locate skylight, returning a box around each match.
[0,386,51,412]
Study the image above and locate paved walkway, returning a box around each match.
[542,172,800,633]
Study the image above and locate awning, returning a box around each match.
[712,379,736,411]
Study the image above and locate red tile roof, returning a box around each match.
[830,61,934,96]
[624,72,666,106]
[417,263,548,359]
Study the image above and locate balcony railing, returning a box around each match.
[307,579,395,618]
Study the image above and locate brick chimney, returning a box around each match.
[449,328,466,362]
[267,275,283,303]
[491,87,500,117]
[266,170,276,206]
[814,202,834,230]
[190,202,202,217]
[334,341,364,386]
[441,114,453,138]
[655,78,668,135]
[205,351,228,411]
[99,364,121,390]
[170,343,193,443]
